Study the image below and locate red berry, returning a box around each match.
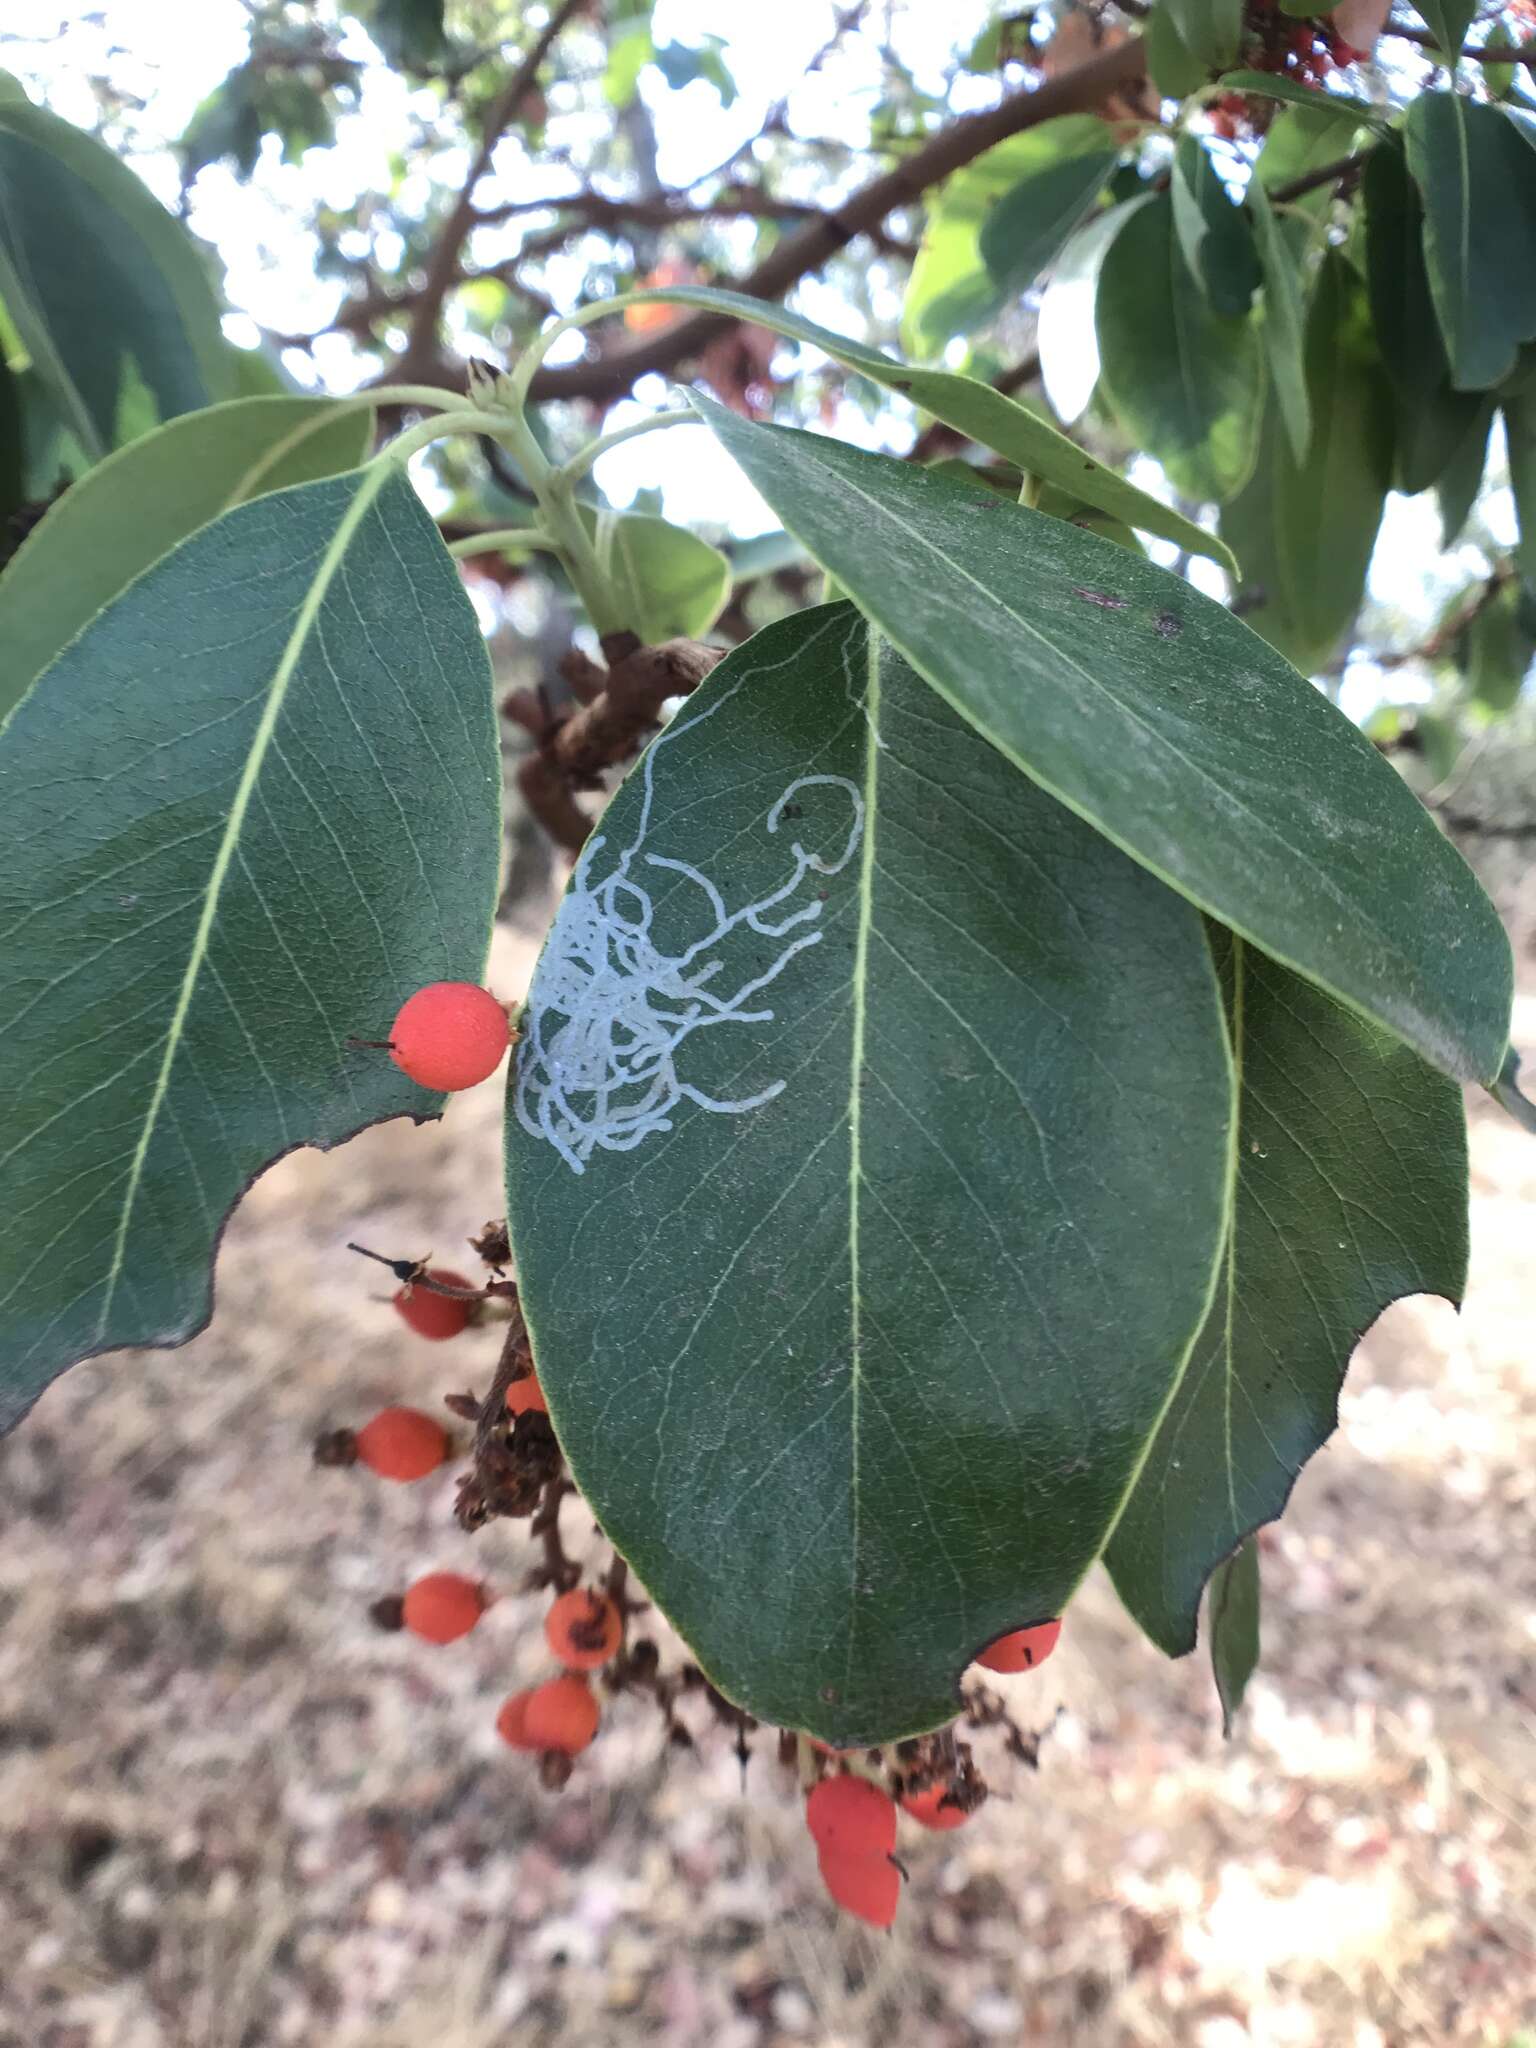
[354,1406,450,1482]
[523,1674,600,1753]
[389,982,510,1092]
[401,1572,485,1643]
[393,1267,476,1340]
[806,1774,897,1858]
[544,1588,623,1671]
[976,1618,1061,1675]
[901,1782,972,1832]
[506,1371,547,1415]
[817,1845,900,1927]
[496,1689,539,1750]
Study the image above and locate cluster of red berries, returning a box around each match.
[315,1094,1071,1927]
[1208,0,1368,139]
[801,1619,1062,1927]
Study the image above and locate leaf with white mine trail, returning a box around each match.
[506,604,1233,1744]
[0,467,501,1433]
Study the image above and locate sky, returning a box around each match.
[3,1,1518,720]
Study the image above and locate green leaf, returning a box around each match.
[1163,0,1243,69]
[1436,396,1495,547]
[1095,190,1263,502]
[0,347,21,525]
[628,280,1235,568]
[1248,172,1311,462]
[0,393,373,725]
[584,507,730,641]
[1363,138,1485,495]
[0,90,232,460]
[1038,196,1150,426]
[1171,136,1261,317]
[1146,5,1211,98]
[1482,24,1519,99]
[1406,94,1536,392]
[505,603,1232,1743]
[1209,1539,1260,1735]
[0,467,501,1433]
[362,0,449,68]
[689,398,1513,1085]
[1463,579,1535,711]
[1105,931,1466,1658]
[1504,398,1536,587]
[1271,253,1392,660]
[604,24,653,106]
[1256,102,1362,216]
[1217,71,1385,126]
[1414,0,1474,66]
[902,117,1118,356]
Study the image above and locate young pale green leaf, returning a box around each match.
[1247,172,1310,462]
[902,117,1118,356]
[1163,0,1243,68]
[1405,94,1536,392]
[0,85,232,460]
[1038,196,1149,426]
[1171,136,1261,318]
[1413,0,1474,65]
[1105,933,1466,1657]
[1363,138,1485,494]
[505,604,1232,1744]
[1095,189,1263,502]
[0,394,373,724]
[0,468,501,1435]
[1437,396,1495,547]
[690,398,1513,1085]
[1215,70,1387,128]
[1503,396,1536,587]
[1146,4,1209,96]
[626,280,1235,570]
[1208,1539,1259,1735]
[584,507,730,640]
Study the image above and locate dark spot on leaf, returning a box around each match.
[1070,587,1128,610]
[1155,611,1182,638]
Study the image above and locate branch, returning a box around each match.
[1382,20,1536,63]
[1265,150,1370,205]
[397,0,586,378]
[523,35,1151,405]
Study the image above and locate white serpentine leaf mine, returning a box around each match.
[515,668,864,1175]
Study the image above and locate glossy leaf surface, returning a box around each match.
[506,606,1232,1743]
[693,400,1512,1085]
[1106,934,1466,1654]
[0,86,232,458]
[0,393,372,723]
[0,468,501,1432]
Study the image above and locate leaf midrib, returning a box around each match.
[94,463,389,1337]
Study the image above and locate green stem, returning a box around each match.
[376,409,521,470]
[555,409,697,487]
[497,407,624,633]
[447,527,559,559]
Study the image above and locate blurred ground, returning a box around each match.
[2,829,1534,2048]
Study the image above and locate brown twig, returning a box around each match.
[1382,20,1536,64]
[396,0,586,380]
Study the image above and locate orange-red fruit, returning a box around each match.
[401,1572,485,1644]
[806,1774,897,1858]
[901,1782,971,1832]
[523,1674,600,1753]
[506,1372,548,1416]
[817,1845,900,1928]
[354,1406,450,1482]
[976,1617,1061,1675]
[496,1689,540,1751]
[544,1589,623,1671]
[390,982,510,1092]
[393,1267,476,1340]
